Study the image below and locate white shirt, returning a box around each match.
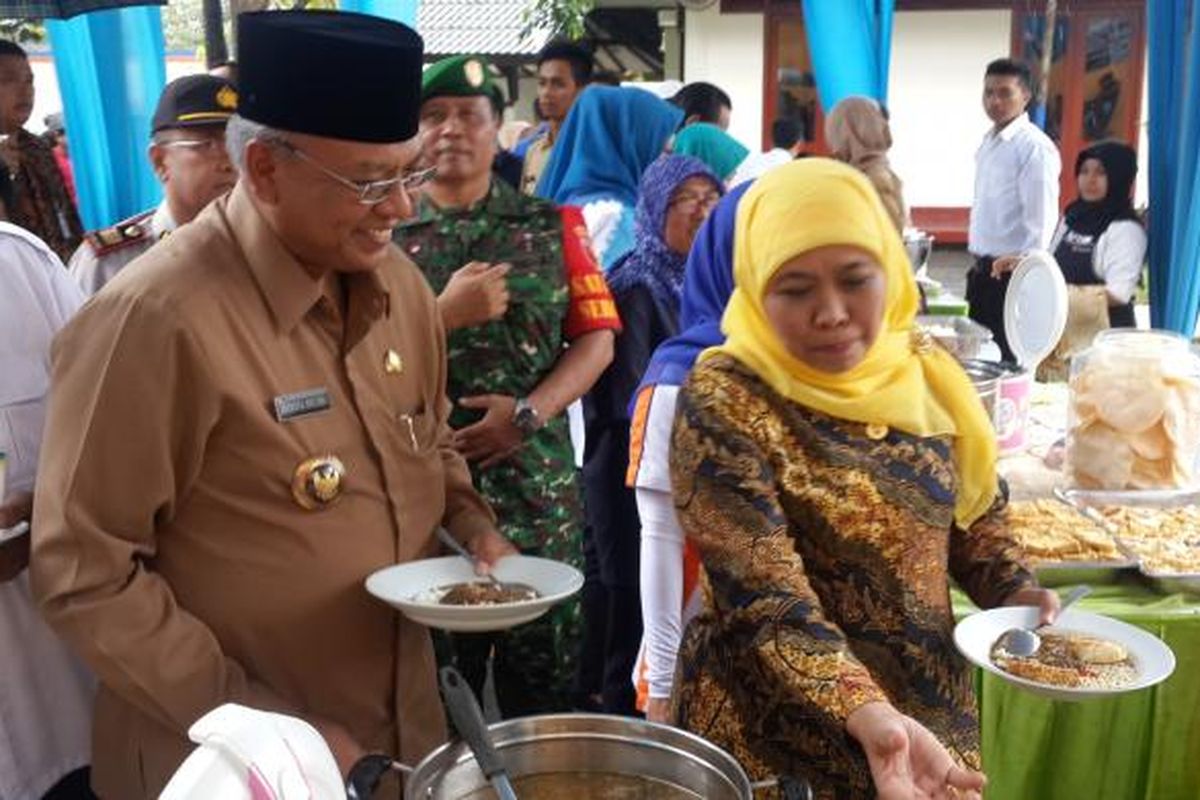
[0,221,95,799]
[968,113,1061,257]
[567,199,630,468]
[1049,219,1147,304]
[580,198,628,270]
[68,201,176,296]
[729,148,793,187]
[629,385,703,701]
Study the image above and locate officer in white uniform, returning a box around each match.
[69,74,238,295]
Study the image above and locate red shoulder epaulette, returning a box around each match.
[83,209,155,257]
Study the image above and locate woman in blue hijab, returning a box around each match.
[625,181,750,721]
[577,154,722,715]
[537,86,684,269]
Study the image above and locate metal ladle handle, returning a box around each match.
[346,754,413,799]
[440,666,519,800]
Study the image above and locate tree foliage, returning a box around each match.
[520,0,592,42]
[165,0,335,56]
[0,18,45,42]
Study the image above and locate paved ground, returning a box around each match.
[925,246,973,298]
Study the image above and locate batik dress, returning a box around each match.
[670,355,1033,799]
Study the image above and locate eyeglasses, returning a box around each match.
[158,138,228,157]
[670,190,721,213]
[273,138,436,205]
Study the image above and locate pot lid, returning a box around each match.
[1003,250,1067,368]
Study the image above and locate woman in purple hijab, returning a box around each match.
[576,154,722,714]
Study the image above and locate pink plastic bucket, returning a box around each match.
[996,366,1031,454]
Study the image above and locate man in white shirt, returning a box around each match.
[966,58,1061,362]
[730,117,802,187]
[0,170,95,800]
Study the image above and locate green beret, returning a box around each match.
[421,54,505,108]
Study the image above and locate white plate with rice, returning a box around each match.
[365,555,583,632]
[954,606,1175,701]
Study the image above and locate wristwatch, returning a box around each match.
[512,397,541,438]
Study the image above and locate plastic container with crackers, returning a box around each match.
[1066,330,1200,500]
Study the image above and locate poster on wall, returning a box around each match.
[1082,15,1136,142]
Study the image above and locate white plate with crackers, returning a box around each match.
[954,606,1175,701]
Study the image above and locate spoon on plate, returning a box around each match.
[997,584,1092,658]
[436,526,506,588]
[432,527,535,597]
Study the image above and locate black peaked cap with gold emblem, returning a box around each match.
[238,10,424,143]
[151,74,238,135]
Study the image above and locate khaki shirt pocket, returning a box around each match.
[396,407,442,455]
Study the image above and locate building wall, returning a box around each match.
[887,9,1012,209]
[28,53,205,136]
[682,4,764,155]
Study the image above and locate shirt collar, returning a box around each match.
[413,178,514,221]
[222,183,390,336]
[994,112,1030,142]
[151,201,177,238]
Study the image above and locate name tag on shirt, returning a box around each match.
[273,388,332,422]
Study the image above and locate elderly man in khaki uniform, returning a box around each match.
[31,11,512,799]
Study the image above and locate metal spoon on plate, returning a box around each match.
[996,584,1091,658]
[434,527,536,599]
[436,526,506,588]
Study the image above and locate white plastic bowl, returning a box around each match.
[365,555,583,632]
[954,606,1175,701]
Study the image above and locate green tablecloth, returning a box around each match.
[952,574,1200,800]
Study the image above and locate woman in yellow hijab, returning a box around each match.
[667,159,1057,799]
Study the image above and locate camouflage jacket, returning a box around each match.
[394,179,581,555]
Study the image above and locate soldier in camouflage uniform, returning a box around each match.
[395,54,620,716]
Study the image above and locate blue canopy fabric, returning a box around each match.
[337,0,418,27]
[47,6,165,230]
[800,0,894,110]
[1148,0,1200,335]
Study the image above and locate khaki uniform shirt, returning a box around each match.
[520,132,553,196]
[68,201,176,296]
[31,184,495,799]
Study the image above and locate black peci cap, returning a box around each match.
[237,10,424,143]
[152,74,238,135]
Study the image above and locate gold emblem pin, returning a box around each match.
[291,455,346,510]
[384,349,404,374]
[865,423,889,441]
[216,85,238,110]
[910,328,935,355]
[464,59,485,88]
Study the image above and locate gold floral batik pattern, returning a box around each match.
[669,355,1033,800]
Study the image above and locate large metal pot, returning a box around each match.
[404,713,753,799]
[960,358,1005,431]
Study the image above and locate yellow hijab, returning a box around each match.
[708,158,997,527]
